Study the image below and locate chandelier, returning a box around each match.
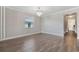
[36,7,43,16]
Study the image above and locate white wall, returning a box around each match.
[41,7,79,39]
[5,8,41,39]
[0,7,4,40]
[41,13,64,37]
[0,6,1,39]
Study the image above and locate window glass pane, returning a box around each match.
[25,16,34,28]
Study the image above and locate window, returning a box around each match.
[25,16,34,28]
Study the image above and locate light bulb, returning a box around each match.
[36,11,42,16]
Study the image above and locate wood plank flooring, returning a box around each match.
[0,33,79,52]
[64,31,77,52]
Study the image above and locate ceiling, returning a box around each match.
[6,6,78,16]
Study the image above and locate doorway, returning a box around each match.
[64,13,77,51]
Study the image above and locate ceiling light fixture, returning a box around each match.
[36,7,42,16]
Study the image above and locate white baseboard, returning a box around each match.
[0,32,40,41]
[2,32,79,41]
[41,32,64,38]
[41,32,79,40]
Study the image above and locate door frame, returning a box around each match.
[64,12,77,34]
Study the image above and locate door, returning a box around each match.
[64,13,77,52]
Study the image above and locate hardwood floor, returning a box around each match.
[0,33,79,52]
[64,31,77,52]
